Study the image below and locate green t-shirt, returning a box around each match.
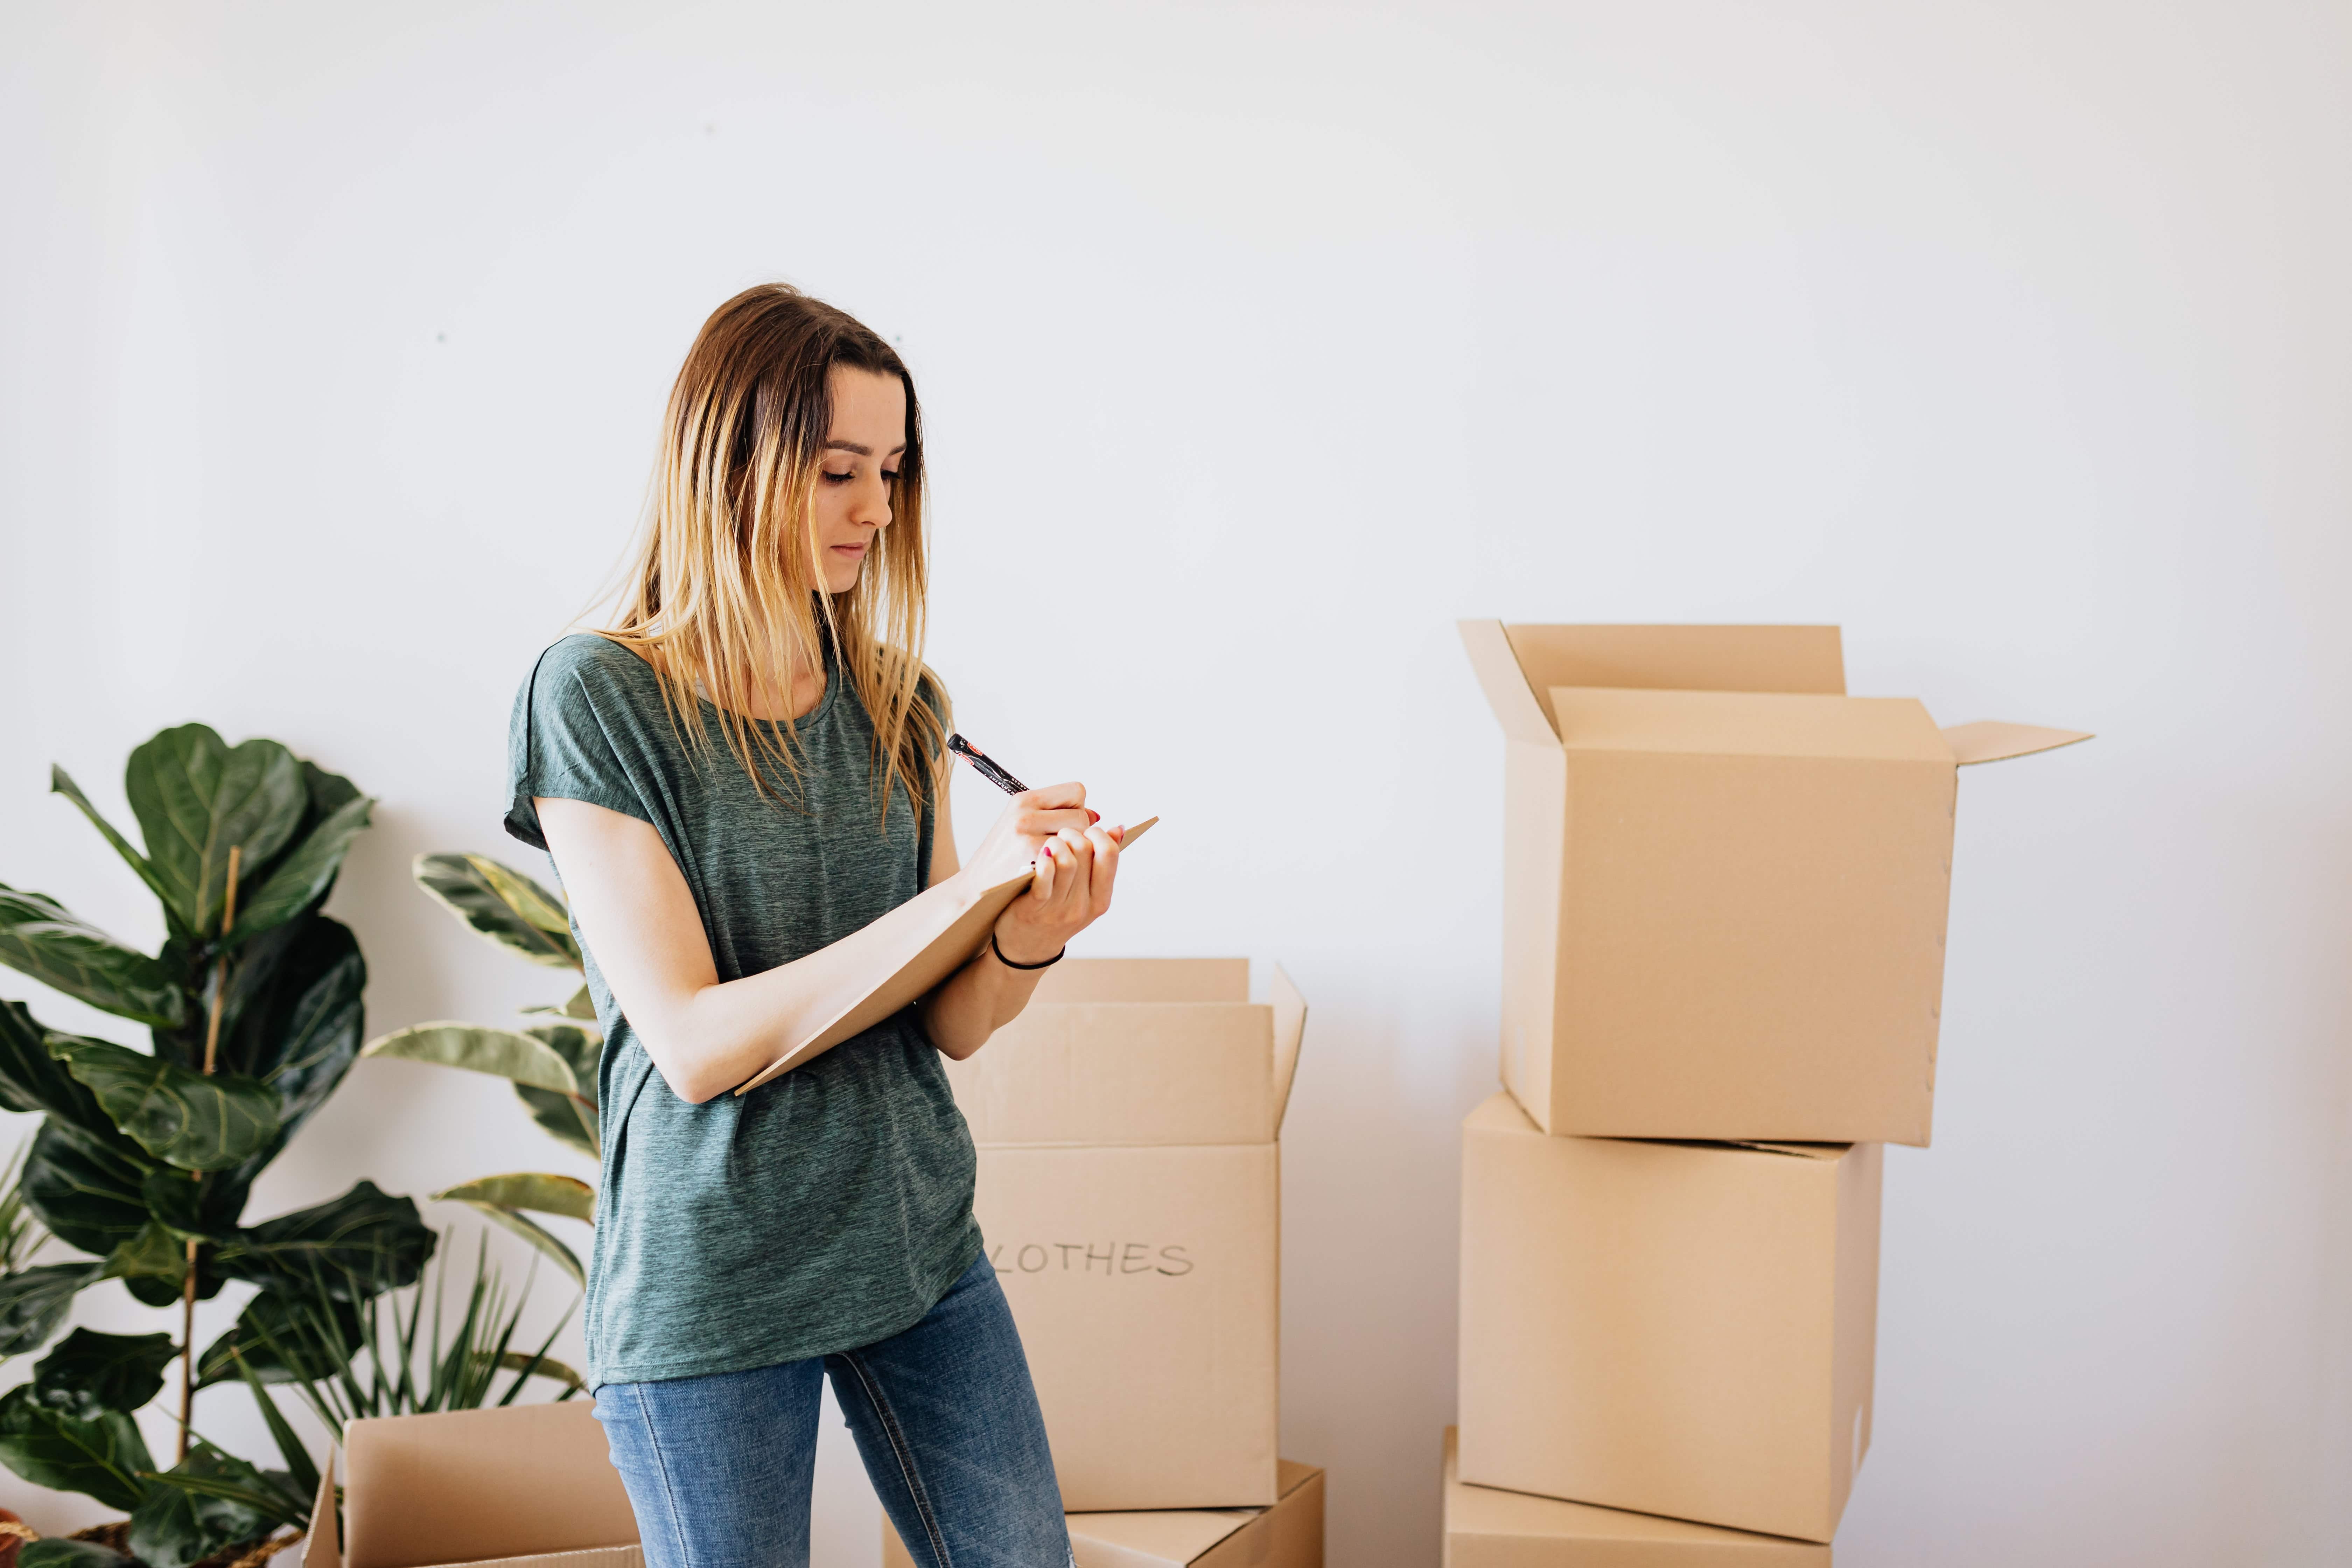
[503,632,981,1388]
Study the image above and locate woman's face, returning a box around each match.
[813,365,907,595]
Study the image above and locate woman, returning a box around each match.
[503,284,1121,1567]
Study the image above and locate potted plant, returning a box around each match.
[0,725,435,1568]
[359,855,600,1284]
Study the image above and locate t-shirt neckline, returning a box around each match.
[682,647,839,730]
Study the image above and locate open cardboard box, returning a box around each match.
[1456,1094,1880,1544]
[941,958,1306,1511]
[1459,621,2090,1145]
[885,1459,1323,1568]
[304,1403,638,1568]
[1443,1429,1828,1566]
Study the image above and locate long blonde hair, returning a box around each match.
[599,283,943,823]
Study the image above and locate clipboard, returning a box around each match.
[733,816,1158,1094]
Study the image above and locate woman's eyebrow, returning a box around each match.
[823,440,908,456]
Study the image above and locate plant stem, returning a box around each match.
[179,842,240,1464]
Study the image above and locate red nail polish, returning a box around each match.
[1086,809,1100,825]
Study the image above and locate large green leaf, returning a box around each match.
[130,1442,302,1568]
[0,884,186,1028]
[104,1219,193,1289]
[229,793,374,946]
[515,1024,601,1154]
[244,917,366,1130]
[524,982,598,1021]
[49,1037,280,1172]
[360,1023,581,1096]
[435,1172,595,1223]
[30,1328,178,1416]
[213,1181,435,1300]
[435,1172,594,1290]
[171,914,366,1123]
[0,1382,154,1511]
[452,1204,583,1289]
[414,853,580,968]
[21,1540,134,1568]
[528,1024,602,1101]
[138,1168,239,1242]
[514,1084,600,1158]
[0,1000,114,1137]
[493,1348,587,1393]
[50,765,180,927]
[0,1262,102,1358]
[124,726,306,937]
[197,1287,365,1388]
[21,1121,155,1259]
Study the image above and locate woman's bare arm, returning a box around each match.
[537,781,1094,1104]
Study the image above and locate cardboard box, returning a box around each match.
[943,958,1306,1511]
[1443,1429,1828,1566]
[884,1459,1324,1568]
[1457,1094,1880,1542]
[1458,620,2089,1145]
[304,1402,639,1568]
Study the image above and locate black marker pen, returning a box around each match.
[948,734,1107,828]
[947,733,1029,796]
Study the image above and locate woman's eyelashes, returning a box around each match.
[819,468,900,485]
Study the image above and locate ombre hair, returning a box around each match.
[598,283,943,823]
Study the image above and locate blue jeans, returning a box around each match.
[593,1253,1071,1568]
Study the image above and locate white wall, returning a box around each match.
[4,2,2348,1562]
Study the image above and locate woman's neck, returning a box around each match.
[650,645,827,722]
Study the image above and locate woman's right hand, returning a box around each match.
[960,782,1097,891]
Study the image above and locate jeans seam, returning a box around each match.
[840,1349,952,1568]
[628,1382,698,1568]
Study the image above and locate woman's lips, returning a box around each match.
[830,543,867,556]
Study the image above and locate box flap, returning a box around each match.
[344,1403,637,1568]
[948,961,1287,1146]
[1940,720,2094,766]
[1062,1463,1320,1568]
[1506,623,1848,733]
[1550,687,1948,762]
[1035,958,1250,1004]
[1443,1429,1823,1556]
[1268,966,1307,1132]
[1457,620,1559,743]
[1068,1506,1259,1566]
[304,1450,340,1568]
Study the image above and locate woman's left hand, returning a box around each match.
[991,822,1124,965]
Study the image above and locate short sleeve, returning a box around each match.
[503,636,663,851]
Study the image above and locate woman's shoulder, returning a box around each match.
[534,630,654,683]
[523,632,664,708]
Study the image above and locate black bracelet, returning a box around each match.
[990,931,1065,971]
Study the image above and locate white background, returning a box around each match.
[4,3,2348,1563]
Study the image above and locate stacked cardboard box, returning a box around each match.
[1451,622,2087,1553]
[918,956,1320,1557]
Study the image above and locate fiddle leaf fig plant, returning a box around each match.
[0,723,437,1566]
[361,855,599,1287]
